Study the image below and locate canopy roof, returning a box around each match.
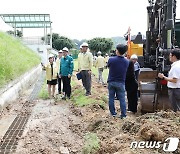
[0,14,51,28]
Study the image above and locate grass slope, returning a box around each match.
[0,31,40,87]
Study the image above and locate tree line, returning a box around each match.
[42,33,114,55]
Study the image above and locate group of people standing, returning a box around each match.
[42,47,74,100]
[42,42,180,119]
[42,42,140,119]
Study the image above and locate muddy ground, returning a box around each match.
[0,75,180,154]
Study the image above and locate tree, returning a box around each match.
[53,36,74,50]
[41,33,74,50]
[88,37,113,55]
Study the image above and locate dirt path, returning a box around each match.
[14,99,85,154]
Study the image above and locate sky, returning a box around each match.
[0,0,180,40]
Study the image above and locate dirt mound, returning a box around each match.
[98,134,133,154]
[70,104,83,116]
[136,112,180,140]
[87,119,104,132]
[89,103,106,112]
[122,120,141,134]
[139,123,166,141]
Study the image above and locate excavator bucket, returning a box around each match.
[139,70,172,113]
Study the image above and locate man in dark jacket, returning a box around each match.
[125,60,138,113]
[60,47,74,100]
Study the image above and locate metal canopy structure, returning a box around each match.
[0,14,51,28]
[0,14,52,47]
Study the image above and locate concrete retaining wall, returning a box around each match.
[0,64,42,112]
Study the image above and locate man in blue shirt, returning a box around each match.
[107,44,129,119]
[60,47,74,100]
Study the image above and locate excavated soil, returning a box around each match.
[0,75,180,154]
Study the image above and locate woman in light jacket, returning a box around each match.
[42,54,58,98]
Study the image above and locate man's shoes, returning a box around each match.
[127,110,137,114]
[67,96,71,99]
[109,113,117,118]
[112,114,117,118]
[52,95,56,99]
[120,116,126,120]
[85,91,91,96]
[85,92,91,96]
[62,96,66,100]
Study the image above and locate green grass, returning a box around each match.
[73,59,78,71]
[82,133,100,154]
[38,80,49,99]
[71,88,95,106]
[0,31,40,87]
[71,78,77,87]
[71,86,106,107]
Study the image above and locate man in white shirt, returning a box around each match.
[158,49,180,112]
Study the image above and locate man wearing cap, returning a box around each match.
[42,54,58,98]
[107,44,129,119]
[104,53,109,69]
[130,54,140,81]
[60,47,74,99]
[95,51,105,84]
[56,50,63,94]
[80,42,93,96]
